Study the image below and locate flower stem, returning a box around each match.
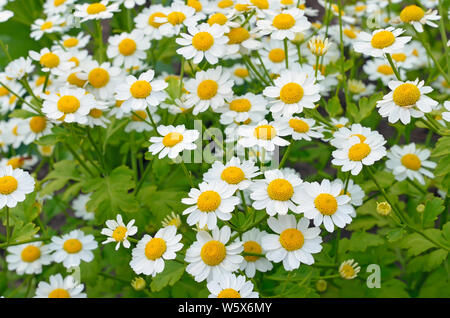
[180,161,194,188]
[283,38,289,69]
[134,159,153,196]
[278,138,293,169]
[385,53,402,81]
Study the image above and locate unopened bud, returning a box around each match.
[416,204,425,213]
[376,201,391,216]
[131,277,146,291]
[316,279,327,292]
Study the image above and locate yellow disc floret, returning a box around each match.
[401,153,421,170]
[0,176,18,195]
[218,288,241,298]
[40,52,60,68]
[57,95,80,114]
[192,32,214,51]
[63,239,83,254]
[227,27,250,44]
[243,240,262,262]
[289,118,309,133]
[254,124,276,140]
[268,48,285,63]
[370,31,395,49]
[229,98,251,112]
[29,116,47,133]
[197,79,218,99]
[280,83,304,104]
[130,80,152,98]
[197,190,221,212]
[314,193,338,215]
[221,167,245,184]
[119,38,137,56]
[348,142,371,161]
[162,132,184,147]
[279,228,304,251]
[393,83,421,107]
[88,68,110,88]
[400,5,425,23]
[267,178,294,201]
[86,3,107,14]
[200,240,226,266]
[49,288,70,298]
[21,245,41,262]
[272,13,296,30]
[145,237,167,260]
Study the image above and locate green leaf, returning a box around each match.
[40,160,81,196]
[431,136,450,157]
[83,166,139,223]
[325,96,342,117]
[435,155,450,177]
[150,261,186,292]
[8,109,38,119]
[340,232,384,253]
[400,233,435,257]
[386,228,406,242]
[407,249,448,273]
[9,221,40,242]
[422,197,445,226]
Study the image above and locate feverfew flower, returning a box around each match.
[207,273,259,298]
[261,215,322,271]
[101,214,138,250]
[7,241,52,275]
[339,259,361,280]
[182,180,240,229]
[395,5,440,33]
[0,166,35,209]
[74,0,120,22]
[217,93,268,126]
[148,124,199,159]
[107,30,151,68]
[34,274,86,298]
[5,57,35,80]
[353,27,411,57]
[238,228,273,278]
[238,119,290,152]
[30,15,65,40]
[129,226,183,277]
[256,8,311,40]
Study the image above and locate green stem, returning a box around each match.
[255,51,274,85]
[180,161,194,188]
[385,53,402,81]
[283,38,289,69]
[134,159,153,196]
[65,142,96,177]
[438,0,450,79]
[278,138,293,169]
[6,207,10,244]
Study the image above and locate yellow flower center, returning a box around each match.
[348,142,371,161]
[280,82,304,104]
[412,48,419,57]
[218,0,233,9]
[377,64,394,75]
[343,28,357,39]
[250,0,269,9]
[254,124,276,140]
[7,157,24,169]
[400,5,425,22]
[69,56,80,67]
[348,80,366,94]
[229,98,251,112]
[279,228,304,251]
[355,5,366,12]
[200,240,226,266]
[41,21,53,31]
[131,110,147,121]
[29,116,47,133]
[401,153,421,170]
[272,13,296,30]
[197,190,221,212]
[350,133,366,142]
[67,73,86,87]
[197,79,218,100]
[63,239,83,254]
[111,225,127,242]
[218,288,241,298]
[187,0,202,11]
[0,86,8,96]
[391,53,407,62]
[118,38,137,56]
[162,132,184,147]
[130,80,152,98]
[234,68,249,78]
[192,32,215,51]
[314,193,338,215]
[227,27,250,44]
[0,176,18,195]
[87,3,107,14]
[289,118,309,133]
[57,95,80,113]
[267,178,294,201]
[12,125,18,136]
[63,37,79,48]
[21,245,41,262]
[208,13,228,26]
[235,3,250,11]
[89,108,103,118]
[371,31,395,49]
[88,68,110,88]
[392,83,421,107]
[148,12,167,28]
[268,48,285,63]
[340,264,355,278]
[49,288,70,298]
[167,11,186,25]
[145,238,167,260]
[54,0,66,6]
[40,52,60,68]
[243,240,262,262]
[221,166,245,184]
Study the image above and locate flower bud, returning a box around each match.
[376,201,391,216]
[131,277,146,291]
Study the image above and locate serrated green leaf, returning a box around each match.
[386,228,406,242]
[150,261,186,292]
[422,198,445,226]
[325,96,342,117]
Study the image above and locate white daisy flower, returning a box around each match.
[339,259,361,279]
[330,123,378,149]
[6,241,52,275]
[238,119,290,152]
[176,23,228,65]
[261,214,323,271]
[85,107,110,128]
[207,273,259,298]
[77,60,123,100]
[347,79,376,101]
[125,110,158,133]
[17,116,52,145]
[225,25,262,55]
[250,168,302,216]
[286,116,324,141]
[185,225,244,282]
[43,0,76,15]
[156,2,203,37]
[42,87,96,124]
[353,27,411,57]
[0,155,37,171]
[394,5,440,33]
[386,143,437,185]
[228,64,251,85]
[129,226,183,277]
[182,180,240,229]
[376,78,438,124]
[217,92,268,126]
[48,229,98,268]
[363,58,404,85]
[184,66,234,115]
[34,274,86,298]
[5,57,35,80]
[148,124,199,159]
[258,39,297,74]
[74,0,120,22]
[115,70,168,111]
[256,8,311,40]
[332,133,387,176]
[29,48,75,74]
[59,33,91,51]
[0,166,35,209]
[297,179,354,232]
[206,10,240,32]
[263,67,321,118]
[329,24,361,46]
[0,10,13,23]
[30,15,65,40]
[101,214,138,250]
[134,5,170,40]
[107,30,151,68]
[72,193,95,221]
[203,157,260,190]
[238,228,273,278]
[331,179,364,210]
